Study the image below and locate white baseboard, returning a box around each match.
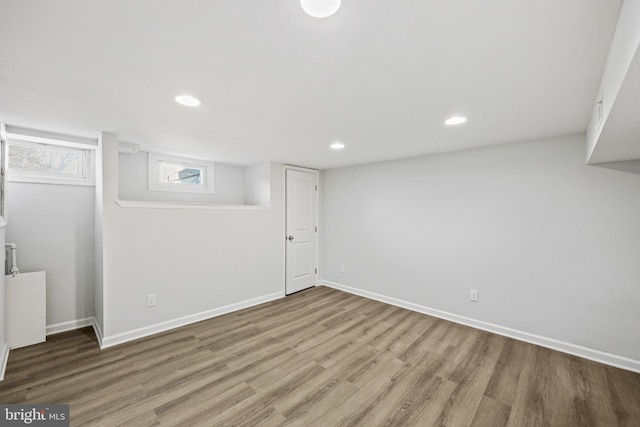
[47,317,95,336]
[92,317,104,348]
[100,292,284,349]
[0,343,9,381]
[321,281,640,374]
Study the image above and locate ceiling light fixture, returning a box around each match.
[175,95,201,107]
[301,0,341,18]
[330,141,345,150]
[445,116,467,126]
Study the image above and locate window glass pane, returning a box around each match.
[159,163,203,185]
[8,143,83,177]
[147,152,213,194]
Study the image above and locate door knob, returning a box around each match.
[288,235,294,241]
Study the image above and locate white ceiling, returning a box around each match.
[0,0,622,169]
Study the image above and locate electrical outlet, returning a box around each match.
[340,265,346,273]
[147,294,156,307]
[469,289,479,302]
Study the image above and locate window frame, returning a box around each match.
[6,132,96,187]
[148,152,215,194]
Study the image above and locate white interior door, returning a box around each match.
[285,168,318,295]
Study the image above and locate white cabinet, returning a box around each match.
[6,271,46,349]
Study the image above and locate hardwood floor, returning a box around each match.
[1,286,639,426]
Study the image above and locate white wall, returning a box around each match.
[118,151,246,205]
[244,162,271,206]
[5,182,95,329]
[94,135,107,337]
[100,138,284,343]
[321,134,640,364]
[0,226,7,378]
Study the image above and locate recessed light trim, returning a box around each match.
[330,141,345,150]
[301,0,341,18]
[175,95,201,107]
[445,116,467,126]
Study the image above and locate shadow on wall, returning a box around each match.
[592,159,640,175]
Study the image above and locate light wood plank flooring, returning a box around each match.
[1,286,639,426]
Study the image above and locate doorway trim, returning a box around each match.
[283,165,320,295]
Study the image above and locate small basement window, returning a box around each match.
[148,152,215,194]
[7,130,96,186]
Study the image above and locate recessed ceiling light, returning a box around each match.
[445,116,467,126]
[330,141,345,150]
[175,95,201,107]
[301,0,341,18]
